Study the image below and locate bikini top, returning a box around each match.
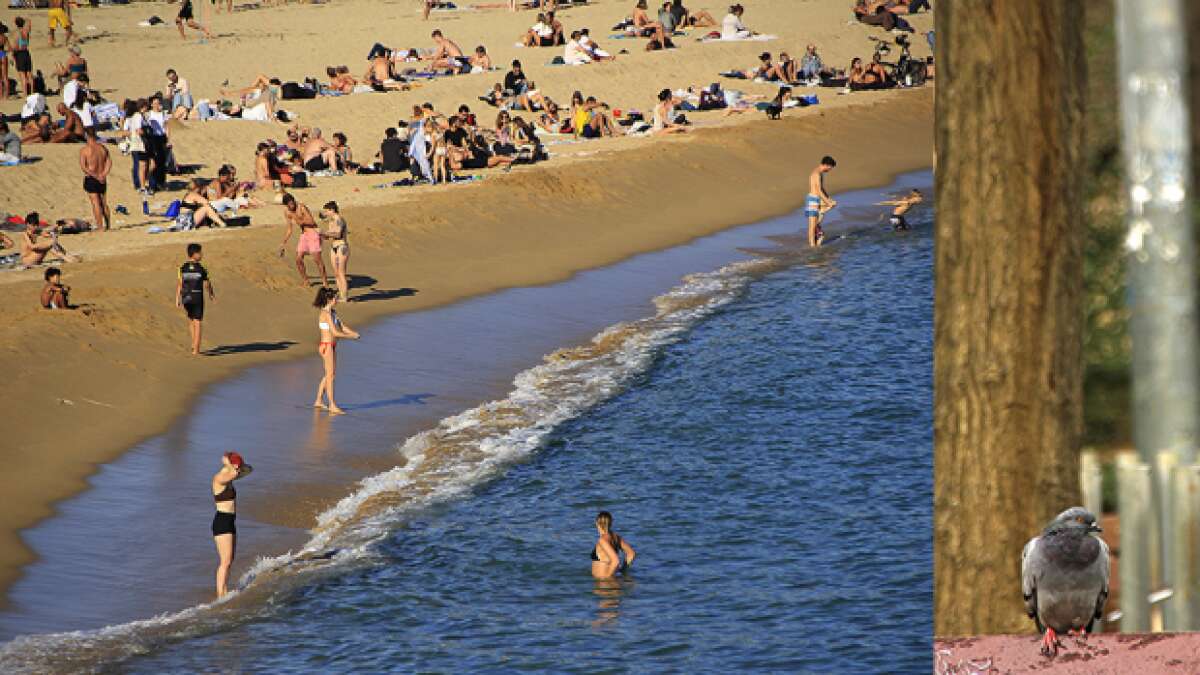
[590,533,622,561]
[214,482,235,503]
[319,309,339,330]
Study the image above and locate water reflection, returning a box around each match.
[591,576,631,629]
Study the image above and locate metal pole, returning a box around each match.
[1080,450,1103,518]
[1169,465,1200,630]
[1117,455,1152,632]
[1115,0,1198,628]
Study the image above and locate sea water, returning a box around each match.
[0,175,933,673]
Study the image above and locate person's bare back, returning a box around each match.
[80,140,109,181]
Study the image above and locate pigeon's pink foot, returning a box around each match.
[1041,627,1061,657]
[1068,627,1089,647]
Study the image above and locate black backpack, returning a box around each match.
[281,82,317,100]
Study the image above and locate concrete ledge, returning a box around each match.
[934,633,1200,673]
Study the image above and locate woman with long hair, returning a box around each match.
[212,451,252,597]
[320,201,350,302]
[313,286,359,414]
[591,511,636,579]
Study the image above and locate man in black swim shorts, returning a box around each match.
[79,129,111,230]
[176,242,215,355]
[174,0,212,41]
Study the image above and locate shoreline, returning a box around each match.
[0,88,933,600]
[1,169,936,643]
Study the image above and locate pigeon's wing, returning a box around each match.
[1090,537,1111,628]
[1021,536,1041,620]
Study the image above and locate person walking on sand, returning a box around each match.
[47,0,76,47]
[280,193,329,288]
[591,511,636,579]
[176,243,215,355]
[173,0,213,41]
[212,451,252,598]
[319,201,350,302]
[806,155,837,247]
[313,286,359,415]
[79,129,111,231]
[877,188,923,231]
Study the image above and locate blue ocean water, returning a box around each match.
[114,206,935,672]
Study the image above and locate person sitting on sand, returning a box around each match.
[377,127,409,172]
[564,31,593,65]
[469,46,492,73]
[326,66,358,94]
[591,511,636,579]
[428,30,469,72]
[521,13,555,47]
[867,53,891,85]
[53,46,87,89]
[652,88,687,135]
[545,11,565,45]
[878,188,923,230]
[0,120,20,164]
[51,102,85,142]
[41,267,71,309]
[21,112,53,144]
[536,98,564,133]
[799,44,833,82]
[632,0,668,43]
[177,178,229,229]
[671,0,716,27]
[207,165,261,212]
[21,213,71,266]
[280,193,329,287]
[302,127,339,173]
[847,57,879,88]
[721,3,752,39]
[743,52,784,81]
[573,95,618,138]
[578,29,615,61]
[312,286,359,415]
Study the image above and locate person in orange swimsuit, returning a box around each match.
[313,286,359,415]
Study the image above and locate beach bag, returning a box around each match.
[281,82,317,100]
[291,171,308,188]
[224,215,251,228]
[163,199,181,218]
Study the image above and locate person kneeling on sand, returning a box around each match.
[41,267,72,309]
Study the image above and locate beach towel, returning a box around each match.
[698,34,777,43]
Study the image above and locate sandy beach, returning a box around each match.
[0,0,933,600]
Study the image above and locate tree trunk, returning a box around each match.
[934,1,1086,635]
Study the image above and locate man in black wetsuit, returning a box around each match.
[176,242,215,355]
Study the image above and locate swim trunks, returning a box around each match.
[890,214,908,231]
[48,8,70,30]
[14,50,32,73]
[83,175,107,194]
[212,511,236,536]
[179,260,208,315]
[183,298,205,321]
[805,194,821,218]
[297,228,321,254]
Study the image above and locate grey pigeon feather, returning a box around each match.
[1021,507,1110,653]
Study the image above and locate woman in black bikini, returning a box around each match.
[319,201,350,302]
[212,451,252,597]
[591,511,636,579]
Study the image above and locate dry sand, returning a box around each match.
[0,0,934,599]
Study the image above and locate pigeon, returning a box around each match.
[1021,506,1110,657]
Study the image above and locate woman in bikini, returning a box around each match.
[652,88,687,135]
[591,511,636,579]
[212,451,252,598]
[313,286,359,414]
[319,201,350,301]
[0,25,12,101]
[280,193,329,288]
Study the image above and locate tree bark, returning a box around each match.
[934,1,1086,635]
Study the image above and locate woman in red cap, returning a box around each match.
[211,451,252,597]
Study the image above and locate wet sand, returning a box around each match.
[0,172,935,638]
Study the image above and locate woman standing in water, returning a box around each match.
[212,451,252,598]
[313,286,360,414]
[320,201,350,302]
[591,511,636,578]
